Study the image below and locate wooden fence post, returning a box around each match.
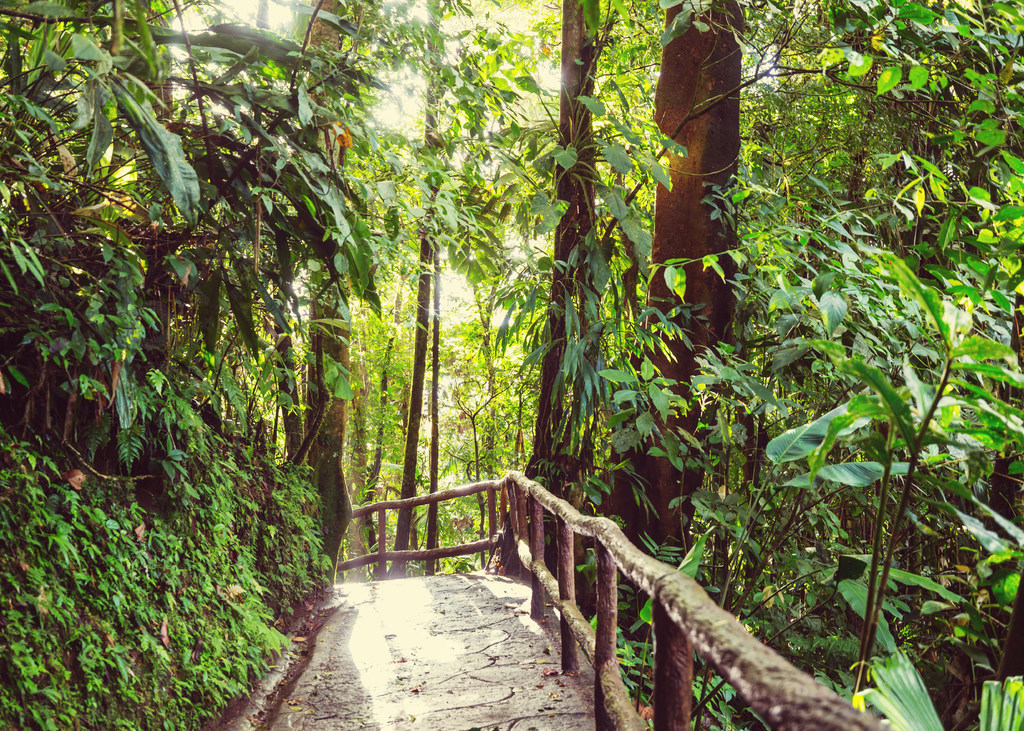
[595,544,617,730]
[654,599,692,731]
[508,482,520,539]
[377,506,387,581]
[516,484,530,582]
[556,515,578,674]
[488,486,497,538]
[530,494,544,621]
[487,485,497,561]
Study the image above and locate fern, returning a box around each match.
[82,413,111,460]
[116,425,144,468]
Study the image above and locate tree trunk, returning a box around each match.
[345,337,369,564]
[392,231,432,575]
[608,3,742,547]
[275,328,302,460]
[393,5,441,573]
[526,0,595,493]
[426,247,441,575]
[308,300,352,582]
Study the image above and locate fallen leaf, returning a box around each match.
[536,684,544,689]
[57,144,77,177]
[134,523,145,541]
[18,561,29,572]
[639,705,654,721]
[292,636,308,643]
[159,616,169,648]
[61,469,85,491]
[36,587,49,621]
[110,361,122,402]
[542,669,561,677]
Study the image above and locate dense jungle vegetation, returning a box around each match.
[2,0,1024,726]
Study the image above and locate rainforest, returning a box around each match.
[2,0,1024,727]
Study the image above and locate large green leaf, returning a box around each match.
[844,554,962,603]
[838,579,896,652]
[676,534,709,581]
[859,652,943,731]
[818,290,847,335]
[980,676,1024,731]
[766,405,847,463]
[111,79,200,224]
[837,358,916,447]
[887,255,949,346]
[786,461,885,487]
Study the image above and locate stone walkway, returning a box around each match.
[264,573,595,730]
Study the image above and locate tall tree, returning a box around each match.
[608,1,743,546]
[426,248,442,575]
[526,0,596,491]
[307,299,353,581]
[392,0,441,574]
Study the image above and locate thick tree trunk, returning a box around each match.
[526,0,595,492]
[608,3,742,547]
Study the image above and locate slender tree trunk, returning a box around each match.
[309,301,352,582]
[392,234,432,574]
[608,2,742,547]
[345,335,369,564]
[526,0,595,493]
[362,296,399,563]
[426,248,442,575]
[393,8,441,573]
[275,327,302,460]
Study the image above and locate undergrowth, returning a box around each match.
[0,427,326,730]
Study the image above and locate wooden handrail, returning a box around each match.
[339,479,499,578]
[339,472,880,729]
[503,471,882,731]
[350,479,499,518]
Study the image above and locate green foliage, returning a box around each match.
[0,428,324,730]
[857,652,943,730]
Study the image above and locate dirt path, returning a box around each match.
[252,573,594,730]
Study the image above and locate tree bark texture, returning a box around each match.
[609,4,742,547]
[308,302,352,581]
[275,329,302,460]
[426,247,441,575]
[526,0,595,492]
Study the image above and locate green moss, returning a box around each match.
[0,429,325,730]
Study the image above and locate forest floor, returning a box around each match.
[219,573,595,730]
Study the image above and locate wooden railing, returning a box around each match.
[504,471,881,731]
[338,472,881,730]
[336,479,501,578]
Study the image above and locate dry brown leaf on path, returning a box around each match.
[292,636,307,643]
[159,616,170,648]
[61,469,85,491]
